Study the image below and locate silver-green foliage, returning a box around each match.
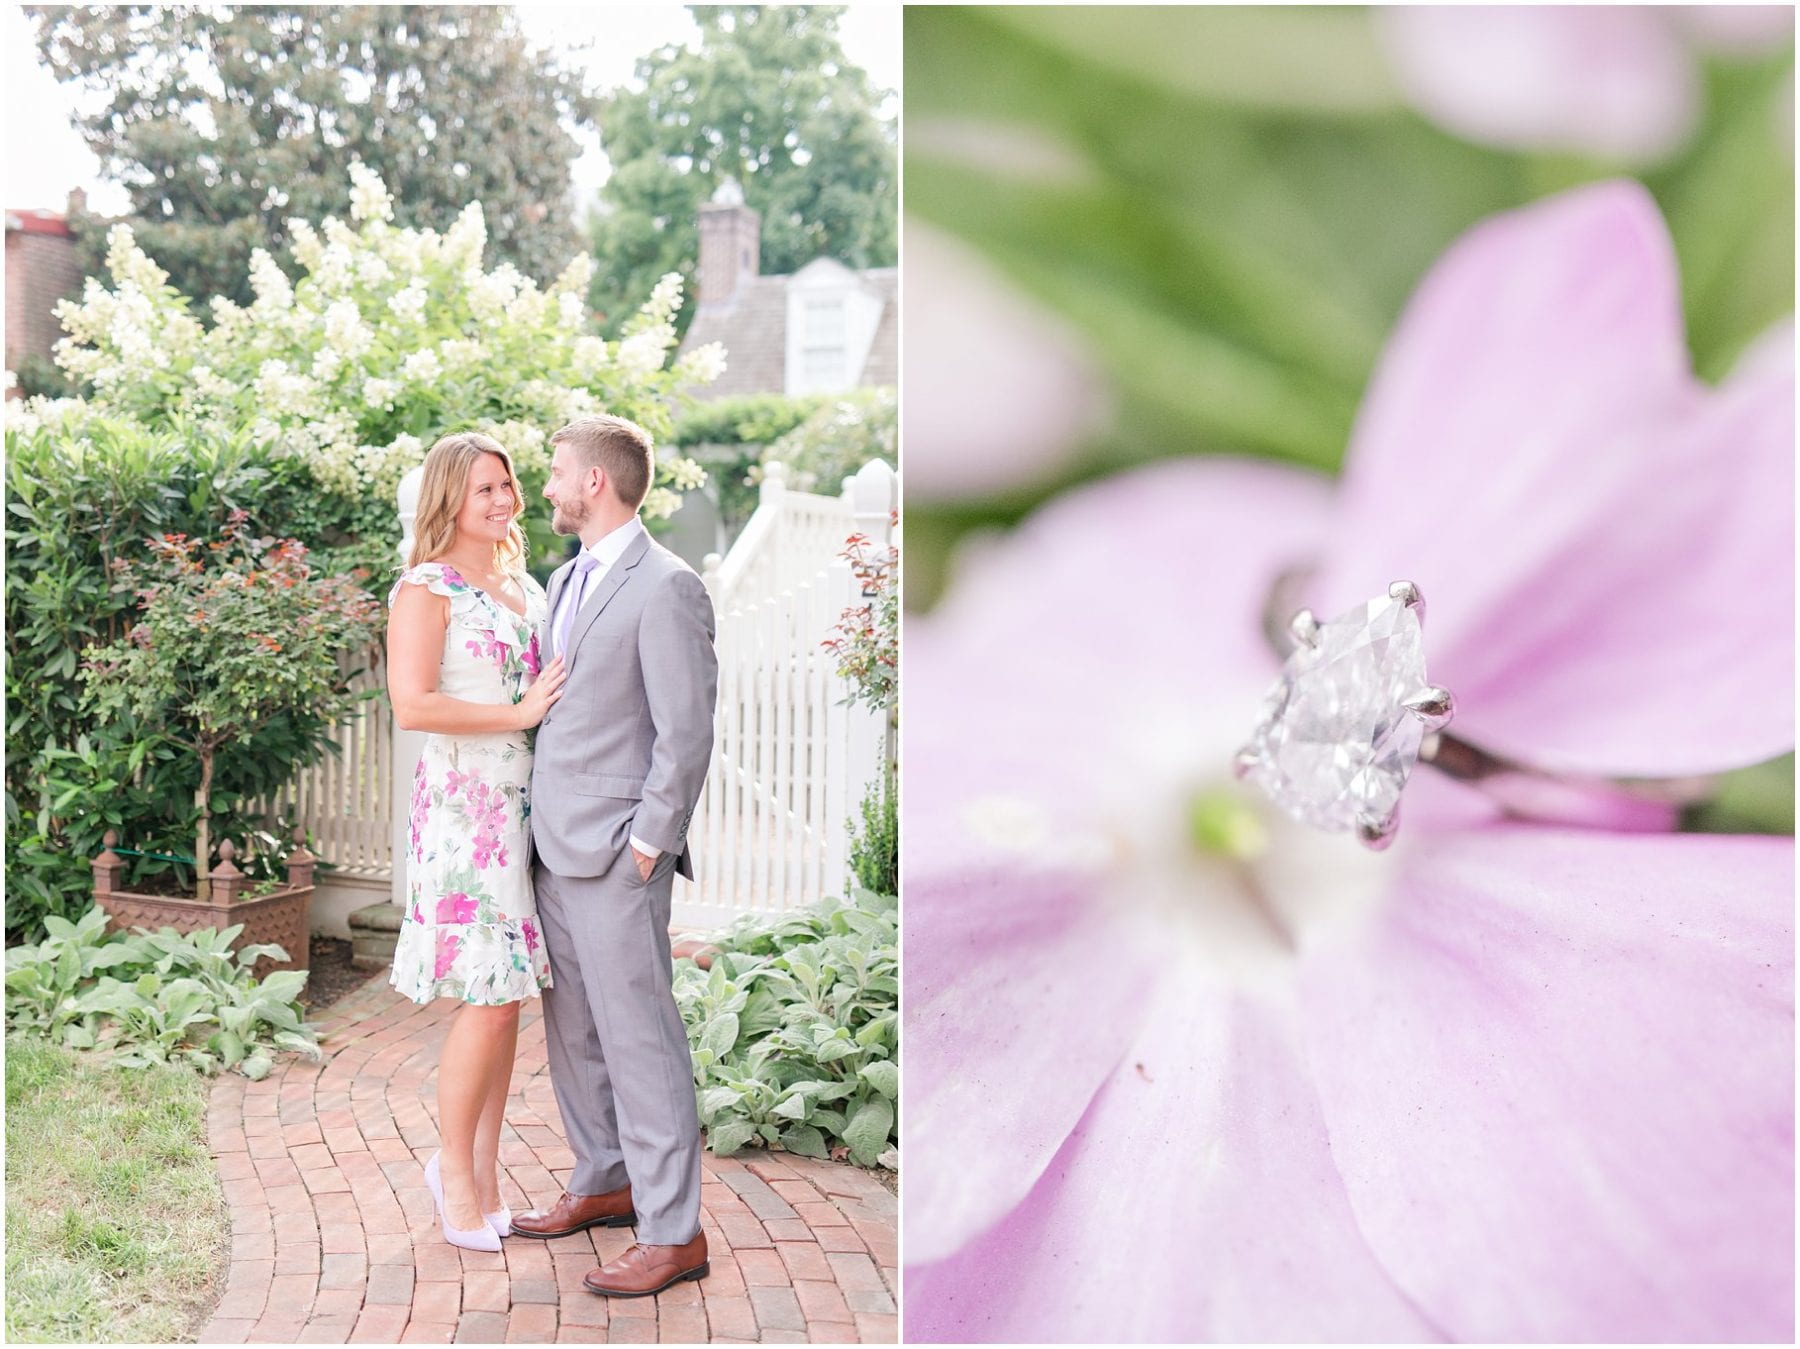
[677,887,898,1168]
[3,907,320,1079]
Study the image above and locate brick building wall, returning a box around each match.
[6,211,85,394]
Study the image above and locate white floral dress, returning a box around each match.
[388,562,554,1005]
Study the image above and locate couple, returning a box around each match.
[384,414,716,1298]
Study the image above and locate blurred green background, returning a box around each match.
[904,5,1795,834]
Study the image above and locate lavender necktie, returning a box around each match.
[554,552,602,656]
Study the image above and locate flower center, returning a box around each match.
[1186,787,1269,862]
[959,699,1401,986]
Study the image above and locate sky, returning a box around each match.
[3,4,901,216]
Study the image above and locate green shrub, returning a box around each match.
[760,386,896,498]
[849,763,899,896]
[12,173,715,576]
[81,512,384,899]
[3,907,319,1079]
[4,420,317,939]
[671,392,829,449]
[671,392,833,534]
[824,527,898,715]
[676,887,897,1168]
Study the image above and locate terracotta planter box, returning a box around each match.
[91,830,316,978]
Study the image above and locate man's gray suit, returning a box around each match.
[530,526,717,1246]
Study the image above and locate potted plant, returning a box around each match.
[80,509,382,968]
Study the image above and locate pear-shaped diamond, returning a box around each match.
[1239,589,1435,838]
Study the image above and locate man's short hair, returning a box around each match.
[551,414,655,511]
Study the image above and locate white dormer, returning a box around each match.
[784,258,884,396]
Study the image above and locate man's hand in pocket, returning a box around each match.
[632,847,654,882]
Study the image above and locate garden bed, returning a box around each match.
[300,936,383,1013]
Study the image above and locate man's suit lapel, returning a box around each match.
[567,531,652,657]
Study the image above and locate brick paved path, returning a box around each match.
[199,977,898,1344]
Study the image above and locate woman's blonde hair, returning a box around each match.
[408,432,528,573]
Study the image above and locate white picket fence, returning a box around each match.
[261,457,895,934]
[255,667,393,880]
[684,458,894,928]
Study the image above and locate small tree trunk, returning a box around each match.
[195,747,214,902]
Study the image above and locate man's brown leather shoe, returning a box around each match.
[581,1232,709,1297]
[509,1187,636,1239]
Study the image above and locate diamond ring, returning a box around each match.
[1235,574,1715,849]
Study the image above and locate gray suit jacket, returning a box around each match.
[529,528,718,880]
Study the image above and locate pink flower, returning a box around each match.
[434,891,477,925]
[1379,7,1793,165]
[433,933,461,982]
[521,919,540,956]
[522,632,542,676]
[904,184,1793,1340]
[471,830,508,870]
[465,630,506,664]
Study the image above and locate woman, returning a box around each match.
[386,431,567,1252]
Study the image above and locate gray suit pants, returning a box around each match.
[532,855,702,1245]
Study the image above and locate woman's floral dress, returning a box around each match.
[388,562,553,1005]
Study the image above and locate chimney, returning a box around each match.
[697,178,759,307]
[66,187,87,217]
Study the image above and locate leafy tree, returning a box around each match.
[81,513,383,902]
[588,5,896,334]
[28,5,597,306]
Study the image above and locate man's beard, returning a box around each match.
[550,497,588,535]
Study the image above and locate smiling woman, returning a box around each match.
[384,431,560,1253]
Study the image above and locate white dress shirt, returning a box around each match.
[550,517,662,862]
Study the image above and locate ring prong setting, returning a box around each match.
[1402,685,1455,733]
[1389,580,1424,622]
[1288,608,1320,648]
[1356,809,1399,851]
[1232,748,1258,781]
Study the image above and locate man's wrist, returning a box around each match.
[629,834,662,860]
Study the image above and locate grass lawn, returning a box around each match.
[5,1036,229,1343]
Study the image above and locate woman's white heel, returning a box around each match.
[424,1151,502,1253]
[484,1205,513,1238]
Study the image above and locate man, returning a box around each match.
[512,413,718,1298]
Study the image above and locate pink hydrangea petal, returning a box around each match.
[907,966,1440,1342]
[1378,7,1698,163]
[903,222,1108,501]
[1301,826,1794,1342]
[904,868,1156,1264]
[1315,184,1793,776]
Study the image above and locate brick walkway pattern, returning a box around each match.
[198,978,898,1344]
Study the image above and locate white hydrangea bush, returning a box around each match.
[8,164,722,521]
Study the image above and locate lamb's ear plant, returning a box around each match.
[676,886,898,1168]
[3,913,321,1077]
[4,906,139,1043]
